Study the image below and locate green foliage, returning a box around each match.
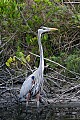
[34,0,52,5]
[6,53,31,67]
[26,55,30,62]
[1,0,26,37]
[16,51,30,65]
[66,54,80,73]
[50,50,80,76]
[1,0,80,77]
[6,56,15,67]
[26,34,37,45]
[50,52,67,68]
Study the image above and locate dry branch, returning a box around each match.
[62,84,80,95]
[29,51,80,76]
[0,31,17,49]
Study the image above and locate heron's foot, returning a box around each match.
[26,101,29,107]
[36,92,40,107]
[37,101,39,107]
[26,92,30,107]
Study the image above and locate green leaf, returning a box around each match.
[13,56,16,62]
[6,62,10,67]
[7,57,13,63]
[19,52,24,57]
[21,56,26,63]
[43,34,48,41]
[26,55,30,62]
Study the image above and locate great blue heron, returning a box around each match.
[19,26,58,107]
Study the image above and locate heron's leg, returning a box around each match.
[36,92,40,107]
[26,92,30,106]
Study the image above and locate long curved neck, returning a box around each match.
[38,33,44,72]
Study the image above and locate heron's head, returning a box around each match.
[38,26,58,35]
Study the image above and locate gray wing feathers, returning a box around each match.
[20,76,32,98]
[19,68,44,99]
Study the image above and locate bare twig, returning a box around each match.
[0,73,25,86]
[62,84,80,95]
[64,2,80,4]
[0,31,17,49]
[29,51,80,76]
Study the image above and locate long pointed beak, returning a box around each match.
[49,28,58,31]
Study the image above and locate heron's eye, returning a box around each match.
[40,26,46,30]
[43,28,46,30]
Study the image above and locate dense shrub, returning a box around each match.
[0,0,80,75]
